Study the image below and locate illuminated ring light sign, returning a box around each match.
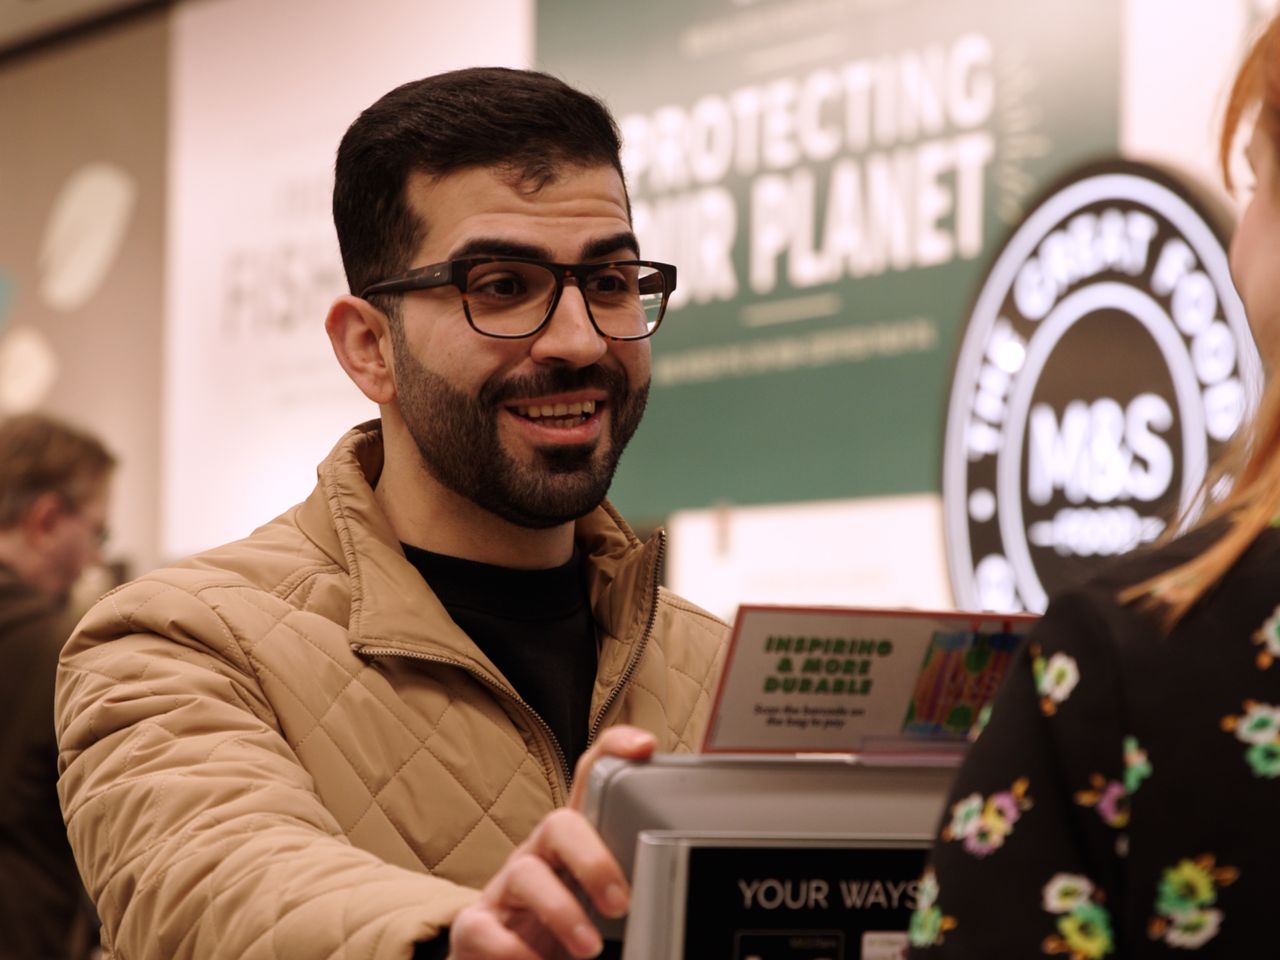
[943,160,1262,613]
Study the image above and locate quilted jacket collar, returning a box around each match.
[293,421,661,677]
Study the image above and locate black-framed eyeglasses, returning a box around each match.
[360,256,677,341]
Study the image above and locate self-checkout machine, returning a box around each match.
[582,605,1037,960]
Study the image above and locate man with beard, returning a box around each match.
[55,69,727,960]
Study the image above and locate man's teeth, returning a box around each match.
[516,400,597,419]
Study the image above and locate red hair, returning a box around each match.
[1123,13,1280,625]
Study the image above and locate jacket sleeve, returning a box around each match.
[55,577,479,960]
[907,589,1136,958]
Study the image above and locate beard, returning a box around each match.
[392,342,649,529]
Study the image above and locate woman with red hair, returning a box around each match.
[909,15,1280,958]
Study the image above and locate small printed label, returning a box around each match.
[735,930,844,959]
[862,930,910,960]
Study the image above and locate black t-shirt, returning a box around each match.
[401,544,598,774]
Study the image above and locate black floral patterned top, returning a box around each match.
[907,523,1280,958]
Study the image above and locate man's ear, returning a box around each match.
[326,295,397,405]
[22,491,66,544]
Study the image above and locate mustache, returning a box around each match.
[481,364,630,405]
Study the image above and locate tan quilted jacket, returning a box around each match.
[55,421,728,960]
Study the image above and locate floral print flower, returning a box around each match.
[988,789,1024,825]
[917,867,939,908]
[1075,776,1129,828]
[947,793,983,839]
[908,867,957,948]
[1034,650,1080,716]
[1245,741,1280,778]
[1253,605,1280,669]
[941,778,1032,857]
[909,904,947,949]
[1122,736,1152,794]
[1148,855,1238,949]
[1056,901,1115,958]
[1042,873,1114,959]
[963,814,1010,857]
[1227,701,1280,744]
[1076,736,1151,833]
[1156,859,1218,917]
[1165,909,1224,949]
[1043,874,1094,913]
[1222,701,1280,777]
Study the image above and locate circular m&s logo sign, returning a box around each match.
[943,161,1262,613]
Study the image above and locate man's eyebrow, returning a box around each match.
[447,231,642,264]
[580,232,640,261]
[448,238,548,260]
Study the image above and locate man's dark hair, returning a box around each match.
[333,67,627,310]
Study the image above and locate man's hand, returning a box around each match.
[447,726,657,959]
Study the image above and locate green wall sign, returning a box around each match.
[538,0,1121,522]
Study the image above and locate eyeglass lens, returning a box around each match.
[464,262,666,338]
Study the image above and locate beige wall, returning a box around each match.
[0,9,168,576]
[163,0,531,559]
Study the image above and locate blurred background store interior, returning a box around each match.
[2,0,1274,619]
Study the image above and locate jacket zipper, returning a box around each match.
[351,646,574,803]
[354,529,665,801]
[586,530,665,747]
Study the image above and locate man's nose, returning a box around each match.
[529,282,608,367]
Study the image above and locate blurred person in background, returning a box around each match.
[55,67,726,960]
[0,413,114,960]
[908,12,1280,959]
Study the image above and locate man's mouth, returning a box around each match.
[510,399,599,430]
